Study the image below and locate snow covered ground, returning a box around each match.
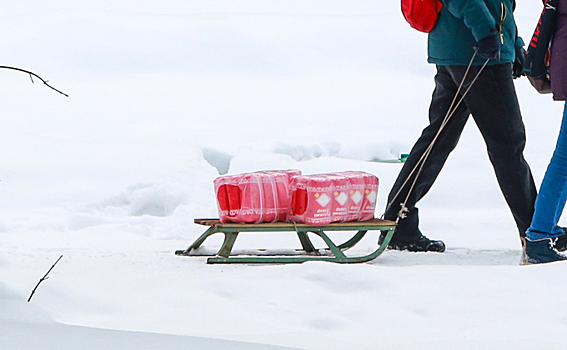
[1,1,566,349]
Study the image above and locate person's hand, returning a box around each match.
[527,75,552,94]
[513,47,526,79]
[476,33,500,60]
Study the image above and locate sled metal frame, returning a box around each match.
[175,218,396,264]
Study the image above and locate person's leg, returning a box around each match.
[383,65,470,246]
[460,64,537,238]
[527,103,567,240]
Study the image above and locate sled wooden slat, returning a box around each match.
[175,218,396,264]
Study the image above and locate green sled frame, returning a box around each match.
[175,218,397,264]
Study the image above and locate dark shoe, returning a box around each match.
[555,228,567,252]
[523,238,567,265]
[379,231,446,253]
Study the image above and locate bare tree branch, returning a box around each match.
[27,255,63,303]
[0,66,68,97]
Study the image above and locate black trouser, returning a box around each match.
[383,64,537,243]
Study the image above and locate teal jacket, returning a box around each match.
[427,0,524,65]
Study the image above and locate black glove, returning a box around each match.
[476,33,500,60]
[513,47,526,79]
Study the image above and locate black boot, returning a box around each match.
[523,238,567,265]
[380,231,446,252]
[555,228,567,252]
[380,207,445,253]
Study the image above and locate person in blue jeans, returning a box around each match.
[524,0,567,263]
[524,103,567,263]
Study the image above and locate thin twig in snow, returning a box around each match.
[0,66,68,97]
[27,255,63,303]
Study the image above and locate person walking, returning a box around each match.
[523,0,567,264]
[381,0,544,252]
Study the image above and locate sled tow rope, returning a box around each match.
[385,51,490,223]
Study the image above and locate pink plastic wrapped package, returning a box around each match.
[360,173,379,221]
[288,171,379,225]
[214,170,300,223]
[344,172,366,222]
[329,174,349,223]
[338,171,379,221]
[288,175,334,225]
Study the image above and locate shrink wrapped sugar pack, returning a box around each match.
[360,173,379,221]
[343,172,365,222]
[288,175,334,225]
[214,170,301,223]
[288,171,379,225]
[339,171,379,221]
[328,174,349,223]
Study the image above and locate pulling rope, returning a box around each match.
[385,51,491,223]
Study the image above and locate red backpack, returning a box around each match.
[401,0,443,33]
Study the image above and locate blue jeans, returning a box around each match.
[526,103,567,240]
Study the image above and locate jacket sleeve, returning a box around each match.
[515,36,524,50]
[441,0,498,41]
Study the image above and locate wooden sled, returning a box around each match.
[175,218,397,264]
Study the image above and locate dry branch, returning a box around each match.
[0,66,68,97]
[27,255,63,302]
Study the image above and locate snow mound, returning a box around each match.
[274,141,411,162]
[64,155,219,238]
[95,182,188,217]
[0,283,301,350]
[0,321,302,350]
[0,282,22,301]
[201,148,233,175]
[0,283,54,325]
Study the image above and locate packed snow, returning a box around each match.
[1,1,566,349]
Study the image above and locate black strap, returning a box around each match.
[525,0,558,78]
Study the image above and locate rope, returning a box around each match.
[385,51,490,223]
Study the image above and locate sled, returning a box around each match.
[175,218,397,264]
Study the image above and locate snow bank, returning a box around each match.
[0,282,54,325]
[0,277,299,350]
[0,299,299,350]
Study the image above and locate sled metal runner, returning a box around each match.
[175,218,397,264]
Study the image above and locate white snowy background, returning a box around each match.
[1,1,566,349]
